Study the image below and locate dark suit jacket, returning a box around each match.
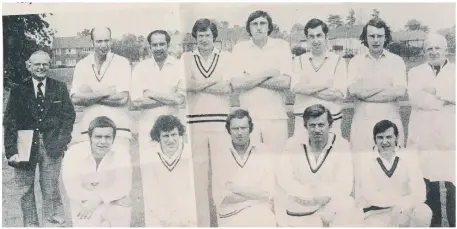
[3,76,76,169]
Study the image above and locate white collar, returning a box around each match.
[32,77,47,89]
[309,51,331,59]
[151,55,175,68]
[249,37,272,49]
[91,51,114,66]
[372,145,402,159]
[156,138,184,171]
[365,49,388,60]
[229,140,256,168]
[301,132,336,151]
[192,47,220,58]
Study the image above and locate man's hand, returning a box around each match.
[78,84,92,93]
[423,86,437,95]
[7,154,20,164]
[77,198,102,220]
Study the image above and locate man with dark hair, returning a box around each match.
[4,50,76,227]
[141,115,198,227]
[356,120,432,227]
[408,33,455,227]
[183,18,233,226]
[230,10,293,154]
[292,18,347,137]
[210,109,277,226]
[347,19,407,185]
[62,116,132,227]
[277,104,362,227]
[71,26,132,155]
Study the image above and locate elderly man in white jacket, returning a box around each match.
[62,116,132,227]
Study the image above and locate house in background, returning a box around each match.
[52,36,93,68]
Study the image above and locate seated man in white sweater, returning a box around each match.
[62,116,132,227]
[277,104,364,227]
[141,115,198,227]
[210,109,277,227]
[357,120,432,227]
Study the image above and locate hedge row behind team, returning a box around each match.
[5,9,454,227]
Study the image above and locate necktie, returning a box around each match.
[37,82,45,116]
[434,65,441,75]
[37,82,44,102]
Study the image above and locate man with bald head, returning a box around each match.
[70,27,132,154]
[3,50,76,226]
[407,33,455,227]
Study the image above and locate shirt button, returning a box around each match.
[40,109,43,111]
[34,142,37,144]
[39,119,42,122]
[35,128,39,131]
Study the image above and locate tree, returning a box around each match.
[404,19,429,32]
[111,33,142,62]
[3,14,55,87]
[371,8,381,20]
[327,14,344,29]
[346,8,356,27]
[270,23,284,39]
[77,28,91,38]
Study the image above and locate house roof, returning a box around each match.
[391,30,427,41]
[328,25,364,39]
[52,36,93,49]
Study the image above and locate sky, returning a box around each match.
[3,2,456,39]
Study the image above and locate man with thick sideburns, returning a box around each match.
[210,109,277,226]
[277,104,363,227]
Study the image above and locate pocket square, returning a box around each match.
[52,100,62,103]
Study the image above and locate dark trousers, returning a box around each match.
[14,135,64,226]
[425,178,456,227]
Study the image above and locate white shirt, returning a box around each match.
[348,50,407,120]
[357,147,426,208]
[182,48,232,118]
[231,38,293,119]
[278,132,354,213]
[408,60,455,181]
[140,140,197,226]
[32,78,46,98]
[71,52,132,135]
[209,135,277,217]
[130,56,186,121]
[61,142,132,204]
[292,51,347,117]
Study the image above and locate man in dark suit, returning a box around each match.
[3,50,76,227]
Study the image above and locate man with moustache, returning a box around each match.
[140,115,198,227]
[357,120,432,227]
[71,27,132,154]
[210,109,277,226]
[291,18,347,137]
[182,18,233,226]
[62,116,132,227]
[407,33,455,227]
[231,10,293,154]
[277,104,363,227]
[130,29,186,144]
[4,50,76,226]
